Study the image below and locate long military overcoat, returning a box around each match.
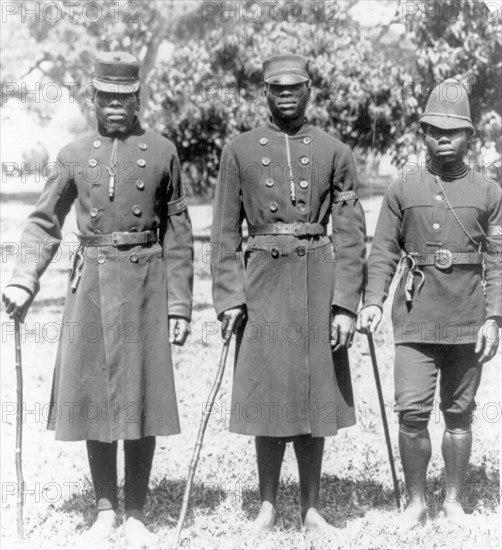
[8,118,194,442]
[211,120,366,437]
[364,167,502,344]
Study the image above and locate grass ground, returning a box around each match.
[0,189,500,550]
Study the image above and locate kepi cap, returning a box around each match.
[263,54,309,85]
[420,78,474,132]
[93,52,140,94]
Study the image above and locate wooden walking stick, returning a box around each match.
[172,328,233,548]
[367,333,400,510]
[14,317,25,538]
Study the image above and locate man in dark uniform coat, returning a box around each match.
[357,79,501,531]
[211,54,366,534]
[2,52,194,545]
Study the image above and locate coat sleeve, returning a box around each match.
[485,182,502,320]
[363,180,403,309]
[331,145,367,315]
[7,149,77,297]
[163,150,194,321]
[210,143,246,319]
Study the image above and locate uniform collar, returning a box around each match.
[97,116,145,139]
[265,117,311,136]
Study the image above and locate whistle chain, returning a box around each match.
[284,134,296,204]
[107,138,118,200]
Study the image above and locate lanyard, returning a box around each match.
[107,138,119,199]
[284,134,296,203]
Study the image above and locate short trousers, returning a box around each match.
[394,343,482,432]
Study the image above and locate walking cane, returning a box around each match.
[172,328,233,548]
[14,317,25,538]
[367,333,400,510]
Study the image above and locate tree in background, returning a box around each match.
[399,0,501,170]
[1,0,500,194]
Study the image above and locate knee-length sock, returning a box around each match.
[255,436,287,507]
[293,434,325,521]
[124,436,156,520]
[86,440,118,511]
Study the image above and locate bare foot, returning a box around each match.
[78,510,116,545]
[124,517,156,548]
[442,501,466,523]
[303,508,337,536]
[397,505,427,534]
[250,501,277,535]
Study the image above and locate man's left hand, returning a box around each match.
[331,308,356,351]
[169,316,191,346]
[475,318,501,363]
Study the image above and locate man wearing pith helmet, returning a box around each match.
[2,52,194,545]
[358,78,501,531]
[211,54,366,535]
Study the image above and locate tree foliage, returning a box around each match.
[399,0,502,164]
[2,0,500,194]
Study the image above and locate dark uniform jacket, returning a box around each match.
[211,119,366,437]
[364,167,502,345]
[8,118,194,441]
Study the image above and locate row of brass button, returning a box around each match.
[259,136,312,145]
[262,156,309,166]
[90,205,143,218]
[93,140,148,151]
[97,253,139,264]
[269,202,307,213]
[266,178,309,189]
[270,246,306,258]
[88,159,147,168]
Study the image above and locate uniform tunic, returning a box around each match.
[364,167,502,345]
[211,120,366,437]
[8,118,194,442]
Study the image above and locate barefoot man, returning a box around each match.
[210,54,366,535]
[2,52,194,546]
[357,79,501,530]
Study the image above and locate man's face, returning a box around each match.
[266,82,310,121]
[424,125,470,165]
[94,90,140,135]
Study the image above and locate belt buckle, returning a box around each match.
[112,232,122,247]
[435,249,453,270]
[293,222,305,236]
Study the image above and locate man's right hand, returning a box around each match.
[2,286,32,322]
[221,306,247,341]
[356,305,382,334]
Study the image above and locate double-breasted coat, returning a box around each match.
[211,120,366,437]
[8,118,194,442]
[364,167,502,344]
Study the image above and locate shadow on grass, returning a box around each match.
[149,475,398,531]
[426,463,500,519]
[55,464,500,532]
[57,477,227,531]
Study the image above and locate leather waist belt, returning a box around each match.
[79,231,157,247]
[248,222,326,237]
[414,250,483,270]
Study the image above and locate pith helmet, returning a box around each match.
[93,52,140,94]
[420,78,474,132]
[263,54,309,85]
